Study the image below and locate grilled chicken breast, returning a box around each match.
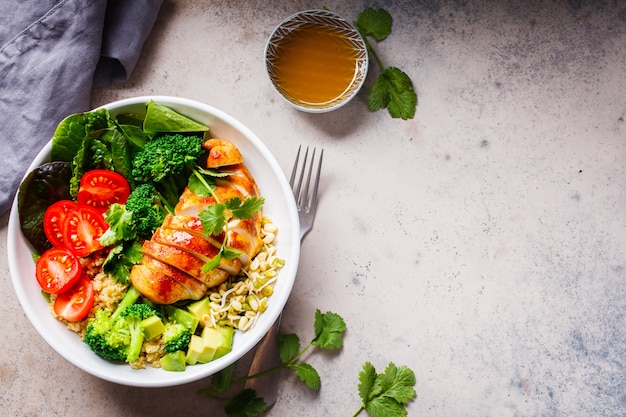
[130,139,264,304]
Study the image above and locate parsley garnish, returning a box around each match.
[355,8,418,120]
[198,310,416,417]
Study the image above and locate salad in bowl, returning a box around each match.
[7,96,299,387]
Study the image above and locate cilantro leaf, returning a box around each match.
[202,363,236,394]
[225,196,265,219]
[102,240,143,284]
[224,197,243,210]
[388,88,418,120]
[312,309,346,349]
[369,68,417,120]
[358,362,417,417]
[366,396,408,417]
[202,252,222,273]
[197,310,354,416]
[355,7,392,41]
[196,166,230,178]
[199,197,264,236]
[368,74,391,112]
[376,363,416,404]
[224,389,267,417]
[187,172,214,196]
[99,203,136,246]
[384,67,414,92]
[358,361,377,403]
[356,8,418,120]
[202,247,241,273]
[198,195,264,273]
[222,247,242,260]
[289,362,321,390]
[278,333,300,364]
[198,203,226,236]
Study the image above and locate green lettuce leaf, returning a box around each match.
[51,108,110,162]
[143,101,209,134]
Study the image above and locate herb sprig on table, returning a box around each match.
[355,8,418,120]
[199,310,416,417]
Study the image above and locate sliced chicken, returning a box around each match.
[204,138,244,167]
[130,138,265,304]
[152,226,242,276]
[174,163,263,261]
[131,264,202,304]
[225,215,263,264]
[142,240,230,288]
[162,212,225,248]
[214,164,259,199]
[141,255,208,296]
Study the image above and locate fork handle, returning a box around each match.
[244,315,282,408]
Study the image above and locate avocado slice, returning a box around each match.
[186,335,205,365]
[187,297,211,322]
[160,350,187,372]
[167,306,200,333]
[186,325,236,365]
[140,315,165,340]
[201,325,235,361]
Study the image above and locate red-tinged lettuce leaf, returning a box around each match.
[17,161,72,254]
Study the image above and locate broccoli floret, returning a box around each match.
[83,309,130,361]
[119,303,159,363]
[125,183,168,238]
[162,322,192,353]
[83,285,142,362]
[131,134,204,211]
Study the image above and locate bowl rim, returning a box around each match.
[264,9,369,113]
[7,95,300,387]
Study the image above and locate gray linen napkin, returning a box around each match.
[0,0,163,215]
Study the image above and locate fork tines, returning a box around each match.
[289,145,323,213]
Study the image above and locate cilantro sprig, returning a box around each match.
[355,362,417,417]
[199,310,416,417]
[199,310,345,415]
[355,8,418,120]
[190,169,264,272]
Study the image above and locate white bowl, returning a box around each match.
[7,96,300,387]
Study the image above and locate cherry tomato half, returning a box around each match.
[53,274,94,322]
[63,205,108,257]
[77,170,130,213]
[35,247,82,294]
[43,200,79,248]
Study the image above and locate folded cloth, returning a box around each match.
[0,0,163,215]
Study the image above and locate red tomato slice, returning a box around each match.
[35,247,82,294]
[63,205,108,257]
[43,200,79,248]
[53,274,94,322]
[77,170,130,213]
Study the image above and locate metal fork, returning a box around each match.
[244,145,323,410]
[290,146,324,240]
